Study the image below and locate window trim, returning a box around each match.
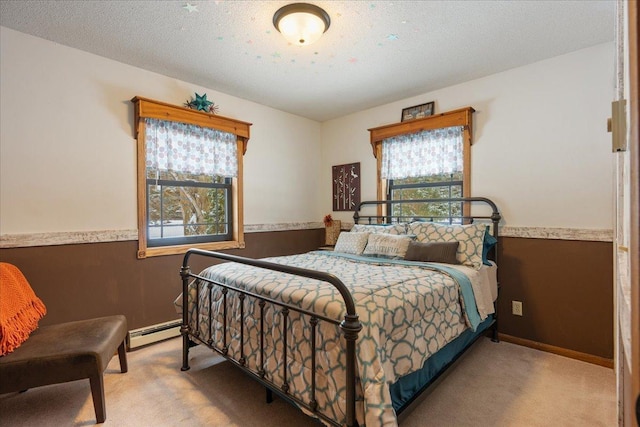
[368,107,474,219]
[131,96,252,258]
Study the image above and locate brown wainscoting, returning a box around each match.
[498,333,614,368]
[497,237,614,360]
[0,231,614,361]
[0,229,324,330]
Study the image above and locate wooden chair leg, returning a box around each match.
[117,341,128,373]
[89,373,106,423]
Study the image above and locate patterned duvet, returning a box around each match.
[176,251,485,427]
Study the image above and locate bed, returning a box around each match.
[176,197,501,427]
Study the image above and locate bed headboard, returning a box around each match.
[353,197,501,261]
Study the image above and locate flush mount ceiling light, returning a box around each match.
[273,3,331,46]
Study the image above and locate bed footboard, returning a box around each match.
[179,248,362,427]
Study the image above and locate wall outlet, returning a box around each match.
[512,300,523,316]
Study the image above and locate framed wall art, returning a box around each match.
[401,101,435,122]
[332,162,360,211]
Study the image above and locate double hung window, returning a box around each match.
[387,173,463,222]
[132,97,251,258]
[368,108,474,222]
[383,126,465,222]
[146,170,233,247]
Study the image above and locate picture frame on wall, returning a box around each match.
[401,101,435,122]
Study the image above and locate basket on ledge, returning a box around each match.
[324,219,341,246]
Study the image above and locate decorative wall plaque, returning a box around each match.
[332,162,360,211]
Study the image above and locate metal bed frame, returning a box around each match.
[179,197,501,427]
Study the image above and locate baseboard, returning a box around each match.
[498,333,614,368]
[127,319,181,350]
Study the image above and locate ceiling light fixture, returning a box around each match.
[273,3,330,46]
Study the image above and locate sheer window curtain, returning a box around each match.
[145,118,238,177]
[381,126,463,180]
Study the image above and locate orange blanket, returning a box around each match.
[0,263,47,355]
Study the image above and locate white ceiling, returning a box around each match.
[0,0,615,122]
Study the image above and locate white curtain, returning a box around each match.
[145,118,238,177]
[381,126,463,180]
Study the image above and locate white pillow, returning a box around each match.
[362,233,413,259]
[333,232,370,255]
[407,222,486,269]
[351,223,407,235]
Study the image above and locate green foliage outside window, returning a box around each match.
[389,172,463,222]
[146,170,230,242]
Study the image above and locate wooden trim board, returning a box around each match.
[498,333,613,369]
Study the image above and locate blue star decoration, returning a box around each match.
[192,93,212,111]
[184,93,218,114]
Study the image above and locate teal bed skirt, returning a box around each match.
[390,316,495,412]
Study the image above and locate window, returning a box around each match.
[132,97,251,258]
[387,173,463,222]
[368,107,474,222]
[147,172,232,247]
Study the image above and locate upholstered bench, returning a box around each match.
[0,315,128,423]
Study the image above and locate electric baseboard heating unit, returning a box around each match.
[127,319,181,349]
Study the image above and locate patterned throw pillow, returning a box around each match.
[351,223,407,235]
[362,233,413,259]
[407,222,486,269]
[333,232,370,255]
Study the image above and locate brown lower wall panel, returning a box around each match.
[0,232,613,359]
[497,237,613,359]
[0,229,324,331]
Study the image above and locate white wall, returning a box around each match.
[0,27,615,235]
[0,27,322,235]
[321,43,615,230]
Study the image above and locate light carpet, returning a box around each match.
[0,337,615,426]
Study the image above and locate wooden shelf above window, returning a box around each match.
[367,107,475,158]
[131,96,252,153]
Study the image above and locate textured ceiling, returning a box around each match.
[0,0,615,122]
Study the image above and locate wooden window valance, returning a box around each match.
[367,107,475,158]
[131,96,252,155]
[368,106,475,209]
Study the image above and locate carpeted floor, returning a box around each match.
[0,337,615,426]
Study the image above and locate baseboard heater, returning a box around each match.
[127,319,182,350]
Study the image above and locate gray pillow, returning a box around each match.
[404,241,460,264]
